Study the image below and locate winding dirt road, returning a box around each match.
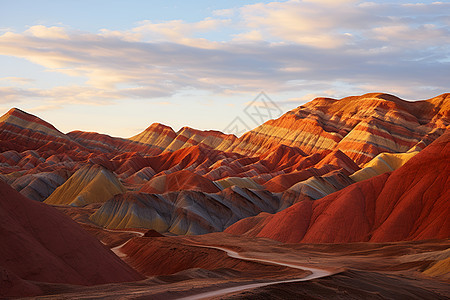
[177,243,333,300]
[103,228,144,257]
[104,229,333,299]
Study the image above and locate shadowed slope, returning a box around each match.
[90,186,281,235]
[10,169,71,202]
[0,180,143,297]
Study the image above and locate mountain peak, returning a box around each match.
[145,122,175,133]
[360,92,403,102]
[0,107,65,137]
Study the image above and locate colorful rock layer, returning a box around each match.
[225,133,450,243]
[0,92,448,238]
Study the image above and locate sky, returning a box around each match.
[0,0,449,137]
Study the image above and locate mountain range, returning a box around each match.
[0,92,448,297]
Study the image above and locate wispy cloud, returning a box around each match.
[0,0,448,109]
[28,104,62,112]
[0,77,34,85]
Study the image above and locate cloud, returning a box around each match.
[25,25,69,39]
[237,0,374,48]
[28,104,62,112]
[0,77,34,85]
[0,0,448,109]
[213,8,235,18]
[0,87,41,102]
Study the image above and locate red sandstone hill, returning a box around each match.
[0,108,83,153]
[0,93,448,238]
[67,130,157,155]
[218,93,449,164]
[225,132,450,243]
[0,179,143,297]
[140,169,220,194]
[129,123,237,155]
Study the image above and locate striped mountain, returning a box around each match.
[0,92,448,239]
[225,132,450,243]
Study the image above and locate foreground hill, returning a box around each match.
[226,132,450,243]
[0,180,143,297]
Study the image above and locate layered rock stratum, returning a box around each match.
[1,92,449,298]
[0,93,448,237]
[225,133,450,243]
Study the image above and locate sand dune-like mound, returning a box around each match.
[0,267,42,298]
[45,164,126,206]
[350,150,419,182]
[226,133,450,242]
[423,257,450,280]
[0,180,143,297]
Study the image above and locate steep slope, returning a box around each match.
[10,169,71,202]
[0,108,82,153]
[219,93,449,164]
[263,165,338,193]
[45,164,126,206]
[0,179,143,295]
[140,170,220,194]
[226,132,450,243]
[146,143,241,174]
[90,186,281,235]
[1,93,448,240]
[214,177,263,190]
[286,169,356,201]
[130,123,236,153]
[350,151,419,182]
[67,130,158,155]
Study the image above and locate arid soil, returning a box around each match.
[21,226,450,299]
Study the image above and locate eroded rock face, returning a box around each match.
[0,93,448,239]
[44,164,126,207]
[219,93,450,163]
[89,186,281,235]
[226,133,450,243]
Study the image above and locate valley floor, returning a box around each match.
[23,220,450,299]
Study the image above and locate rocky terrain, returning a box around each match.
[0,92,448,298]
